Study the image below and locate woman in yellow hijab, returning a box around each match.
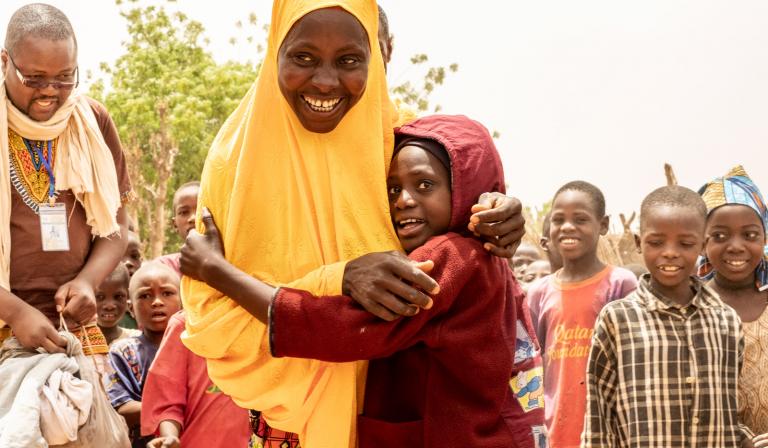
[181,1,523,447]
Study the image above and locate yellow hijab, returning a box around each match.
[181,1,400,446]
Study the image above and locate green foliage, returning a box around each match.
[89,0,259,255]
[390,54,458,112]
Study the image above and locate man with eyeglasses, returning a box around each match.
[0,4,133,356]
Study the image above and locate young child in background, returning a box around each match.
[698,166,768,446]
[122,229,143,277]
[512,242,542,281]
[96,263,140,345]
[540,211,563,272]
[141,310,253,448]
[582,185,751,447]
[157,181,199,276]
[117,229,143,330]
[526,181,637,448]
[106,262,182,448]
[522,260,552,284]
[181,115,547,447]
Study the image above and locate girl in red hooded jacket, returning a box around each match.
[180,114,547,448]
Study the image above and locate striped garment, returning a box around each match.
[697,165,768,292]
[581,275,750,447]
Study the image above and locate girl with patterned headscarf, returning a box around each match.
[698,165,768,443]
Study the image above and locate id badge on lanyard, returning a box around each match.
[40,202,69,251]
[25,138,69,252]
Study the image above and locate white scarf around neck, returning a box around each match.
[0,77,121,291]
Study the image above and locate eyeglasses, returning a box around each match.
[5,51,78,90]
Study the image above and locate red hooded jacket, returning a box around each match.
[271,115,546,447]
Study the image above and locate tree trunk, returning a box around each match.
[150,187,167,259]
[146,102,179,259]
[123,140,143,232]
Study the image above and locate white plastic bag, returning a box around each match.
[55,324,130,448]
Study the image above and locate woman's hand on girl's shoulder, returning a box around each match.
[343,251,438,321]
[469,192,525,258]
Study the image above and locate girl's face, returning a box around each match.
[387,146,452,253]
[706,204,766,287]
[277,8,370,133]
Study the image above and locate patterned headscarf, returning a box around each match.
[697,165,768,291]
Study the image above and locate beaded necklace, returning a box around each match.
[7,128,59,213]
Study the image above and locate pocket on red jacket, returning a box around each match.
[357,415,423,448]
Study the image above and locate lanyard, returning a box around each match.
[22,138,55,205]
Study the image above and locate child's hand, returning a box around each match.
[754,433,768,448]
[469,192,525,258]
[147,436,181,448]
[180,207,225,283]
[6,303,67,353]
[55,278,96,327]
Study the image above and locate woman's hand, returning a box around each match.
[753,433,768,448]
[469,192,525,258]
[180,207,225,283]
[5,303,66,353]
[343,251,439,321]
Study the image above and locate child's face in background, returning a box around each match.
[512,243,540,280]
[121,231,143,276]
[277,8,370,134]
[131,266,181,333]
[173,186,199,239]
[550,190,608,263]
[387,145,451,253]
[639,205,705,303]
[96,272,130,329]
[523,260,552,283]
[705,204,766,288]
[540,218,564,271]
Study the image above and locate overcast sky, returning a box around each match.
[3,0,767,230]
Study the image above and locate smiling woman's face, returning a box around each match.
[277,8,370,133]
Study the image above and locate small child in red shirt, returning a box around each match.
[156,181,199,277]
[106,262,182,448]
[141,311,252,448]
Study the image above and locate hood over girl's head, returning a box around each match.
[389,115,505,251]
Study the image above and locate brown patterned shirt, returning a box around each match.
[9,98,132,325]
[581,275,749,447]
[738,303,768,435]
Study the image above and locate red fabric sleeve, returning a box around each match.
[270,235,482,362]
[140,312,189,436]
